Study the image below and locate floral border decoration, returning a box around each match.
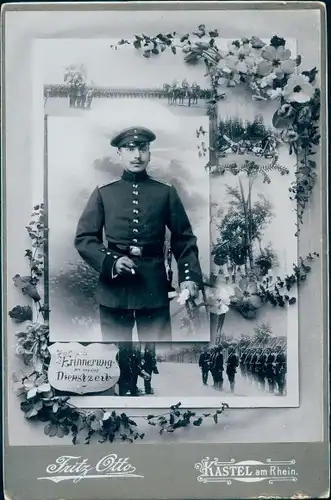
[10,205,228,443]
[117,29,320,231]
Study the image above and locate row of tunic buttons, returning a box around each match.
[185,263,190,280]
[132,183,139,244]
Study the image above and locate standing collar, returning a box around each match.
[121,169,149,182]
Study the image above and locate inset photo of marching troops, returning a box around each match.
[108,327,287,398]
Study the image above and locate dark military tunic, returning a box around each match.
[74,169,202,335]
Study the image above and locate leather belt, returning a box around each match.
[107,242,164,258]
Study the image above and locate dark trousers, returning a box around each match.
[211,369,223,389]
[275,373,286,395]
[257,370,266,389]
[267,373,275,392]
[100,305,172,342]
[226,369,236,392]
[201,369,209,385]
[117,369,139,396]
[144,370,153,394]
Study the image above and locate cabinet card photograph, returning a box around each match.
[4,4,326,462]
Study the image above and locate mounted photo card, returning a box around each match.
[2,2,329,500]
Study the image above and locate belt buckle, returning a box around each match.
[129,246,142,257]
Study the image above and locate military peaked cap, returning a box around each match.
[110,126,156,148]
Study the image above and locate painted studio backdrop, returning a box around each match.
[45,101,210,343]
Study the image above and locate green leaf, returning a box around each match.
[308,160,316,169]
[62,425,70,436]
[272,112,293,129]
[52,402,59,413]
[213,413,218,424]
[171,46,177,55]
[48,423,58,437]
[147,414,155,420]
[57,426,65,438]
[193,417,202,426]
[44,423,51,435]
[169,414,175,425]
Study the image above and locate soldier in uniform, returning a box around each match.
[115,343,137,396]
[244,349,253,383]
[265,348,276,393]
[255,348,267,391]
[142,343,159,395]
[116,343,150,396]
[210,345,224,390]
[249,349,259,385]
[74,126,203,342]
[198,344,211,385]
[226,346,239,392]
[85,89,94,109]
[239,349,248,377]
[274,345,286,396]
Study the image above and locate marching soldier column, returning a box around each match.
[198,341,287,395]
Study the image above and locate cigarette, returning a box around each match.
[131,269,136,275]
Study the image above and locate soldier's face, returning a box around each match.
[120,143,151,172]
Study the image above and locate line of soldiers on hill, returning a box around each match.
[198,345,239,392]
[114,343,159,397]
[198,343,287,395]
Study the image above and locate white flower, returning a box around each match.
[207,285,232,315]
[177,288,190,305]
[283,74,314,103]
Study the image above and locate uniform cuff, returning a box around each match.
[179,269,203,287]
[100,254,117,282]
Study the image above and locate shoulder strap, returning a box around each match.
[149,176,172,187]
[98,179,121,188]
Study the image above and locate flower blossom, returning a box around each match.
[207,285,232,315]
[15,373,51,399]
[224,42,256,74]
[283,74,314,103]
[257,46,296,78]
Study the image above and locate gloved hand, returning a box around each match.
[180,280,199,300]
